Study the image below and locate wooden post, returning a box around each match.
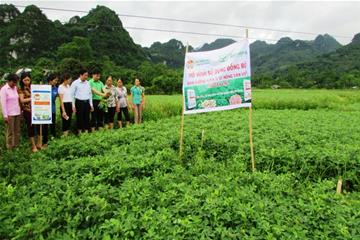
[179,44,189,161]
[39,80,43,149]
[246,29,256,172]
[201,129,205,148]
[249,107,255,172]
[336,176,343,194]
[179,97,185,160]
[39,124,43,148]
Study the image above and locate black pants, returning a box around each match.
[23,110,38,137]
[60,102,73,132]
[118,107,130,122]
[91,99,104,129]
[50,112,56,137]
[75,99,90,132]
[104,107,116,124]
[42,113,56,144]
[42,124,49,144]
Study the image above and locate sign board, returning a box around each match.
[183,40,251,114]
[31,84,52,124]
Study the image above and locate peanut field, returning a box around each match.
[1,89,360,239]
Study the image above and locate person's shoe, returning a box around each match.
[32,147,38,153]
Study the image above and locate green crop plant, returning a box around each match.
[1,109,359,239]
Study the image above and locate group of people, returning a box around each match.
[0,68,145,152]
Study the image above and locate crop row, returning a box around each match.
[1,109,360,239]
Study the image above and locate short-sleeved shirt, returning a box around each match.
[103,85,118,108]
[18,86,31,112]
[51,86,58,114]
[58,84,72,103]
[0,83,21,118]
[89,78,105,100]
[130,86,144,105]
[116,86,128,108]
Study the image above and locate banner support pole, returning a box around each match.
[39,80,43,149]
[246,29,256,172]
[179,43,189,161]
[39,124,43,148]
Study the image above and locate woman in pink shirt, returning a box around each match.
[0,73,21,149]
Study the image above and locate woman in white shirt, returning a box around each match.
[58,73,73,136]
[103,76,119,130]
[116,79,131,128]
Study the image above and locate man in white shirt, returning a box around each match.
[70,69,94,134]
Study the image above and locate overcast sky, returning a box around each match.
[3,1,359,48]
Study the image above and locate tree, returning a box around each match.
[35,57,55,70]
[150,69,182,94]
[56,58,84,80]
[57,36,93,61]
[137,62,167,87]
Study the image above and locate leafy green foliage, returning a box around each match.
[98,98,108,113]
[1,5,67,66]
[56,58,84,81]
[73,5,147,68]
[0,4,145,70]
[0,4,20,67]
[1,108,360,239]
[278,38,360,88]
[57,36,93,61]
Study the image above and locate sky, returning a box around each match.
[3,0,359,48]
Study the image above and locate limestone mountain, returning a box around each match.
[144,39,194,68]
[276,33,360,88]
[0,4,66,66]
[312,34,342,54]
[65,5,147,67]
[0,4,147,69]
[144,35,342,72]
[196,38,236,52]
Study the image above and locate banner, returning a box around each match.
[31,84,52,124]
[183,40,251,114]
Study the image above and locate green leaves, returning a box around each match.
[98,98,108,113]
[1,107,360,239]
[57,37,93,61]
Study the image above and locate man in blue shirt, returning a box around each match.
[49,75,58,137]
[70,68,93,134]
[42,73,58,146]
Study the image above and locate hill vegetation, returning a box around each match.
[0,4,359,91]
